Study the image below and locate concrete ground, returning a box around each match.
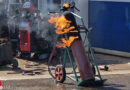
[1,74,130,90]
[0,53,130,90]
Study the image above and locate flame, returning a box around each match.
[48,14,79,48]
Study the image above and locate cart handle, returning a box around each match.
[78,25,92,32]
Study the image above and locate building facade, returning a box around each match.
[89,0,130,56]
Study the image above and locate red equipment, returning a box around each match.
[19,22,31,52]
[19,1,34,53]
[22,1,35,13]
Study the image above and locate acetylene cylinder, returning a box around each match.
[63,10,95,81]
[71,39,95,81]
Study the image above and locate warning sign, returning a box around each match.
[23,2,31,8]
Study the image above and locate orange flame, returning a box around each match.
[48,14,79,48]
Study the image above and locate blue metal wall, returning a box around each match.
[89,1,130,52]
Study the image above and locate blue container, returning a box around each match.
[89,0,130,53]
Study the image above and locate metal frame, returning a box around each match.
[48,12,103,86]
[62,13,102,85]
[61,27,103,85]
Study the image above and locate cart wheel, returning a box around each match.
[55,65,66,83]
[12,59,18,69]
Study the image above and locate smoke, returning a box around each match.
[3,1,60,48]
[35,2,60,47]
[0,2,8,39]
[36,17,58,47]
[39,2,60,17]
[0,10,7,26]
[0,2,7,27]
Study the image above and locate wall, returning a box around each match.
[89,0,130,56]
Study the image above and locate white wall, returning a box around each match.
[75,0,89,48]
[75,0,88,27]
[38,0,47,15]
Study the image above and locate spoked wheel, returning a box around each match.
[55,65,66,83]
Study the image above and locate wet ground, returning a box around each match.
[1,74,130,90]
[0,53,130,90]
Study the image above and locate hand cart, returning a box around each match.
[48,13,104,86]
